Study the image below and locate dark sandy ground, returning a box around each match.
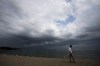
[0,54,100,66]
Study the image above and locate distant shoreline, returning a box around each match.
[0,47,22,50]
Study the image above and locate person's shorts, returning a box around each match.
[69,53,72,56]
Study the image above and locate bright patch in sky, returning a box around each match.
[55,15,76,28]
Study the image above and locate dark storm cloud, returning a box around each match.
[0,0,69,47]
[0,0,100,49]
[0,34,61,47]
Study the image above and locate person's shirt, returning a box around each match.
[68,47,72,54]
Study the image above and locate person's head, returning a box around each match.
[70,45,72,47]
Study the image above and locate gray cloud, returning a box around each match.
[0,0,100,49]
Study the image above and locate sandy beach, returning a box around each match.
[0,54,100,66]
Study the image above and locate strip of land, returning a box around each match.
[0,54,100,66]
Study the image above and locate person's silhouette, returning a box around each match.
[68,45,75,63]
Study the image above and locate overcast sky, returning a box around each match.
[0,0,100,49]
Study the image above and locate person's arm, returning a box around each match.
[69,51,72,54]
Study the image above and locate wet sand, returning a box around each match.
[0,54,100,66]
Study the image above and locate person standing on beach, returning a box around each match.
[68,45,75,63]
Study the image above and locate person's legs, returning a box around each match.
[69,54,72,63]
[71,54,75,63]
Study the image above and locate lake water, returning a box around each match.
[0,47,100,59]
